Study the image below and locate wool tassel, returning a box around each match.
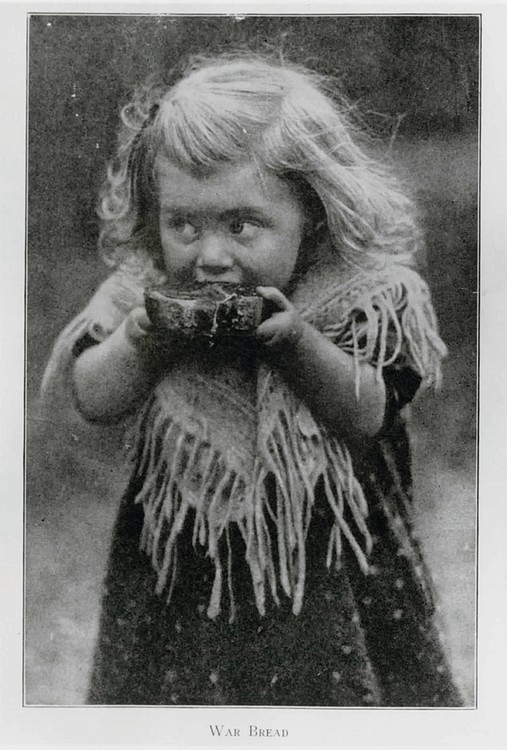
[225,527,236,625]
[207,556,223,620]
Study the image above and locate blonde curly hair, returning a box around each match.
[98,53,423,273]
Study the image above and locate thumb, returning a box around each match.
[256,286,293,312]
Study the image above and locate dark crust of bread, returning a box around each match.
[144,283,267,339]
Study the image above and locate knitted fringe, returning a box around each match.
[310,267,447,395]
[130,393,372,622]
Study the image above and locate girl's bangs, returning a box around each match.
[155,94,262,172]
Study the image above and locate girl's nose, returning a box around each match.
[195,233,234,277]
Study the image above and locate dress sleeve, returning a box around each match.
[377,316,423,432]
[382,356,422,429]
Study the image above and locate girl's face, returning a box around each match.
[155,156,307,290]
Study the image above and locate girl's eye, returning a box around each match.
[170,219,199,240]
[229,220,257,237]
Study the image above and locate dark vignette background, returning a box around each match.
[26,15,478,705]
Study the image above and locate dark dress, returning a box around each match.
[86,356,463,707]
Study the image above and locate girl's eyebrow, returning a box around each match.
[160,205,272,220]
[221,207,269,219]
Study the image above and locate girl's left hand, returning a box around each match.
[255,286,305,349]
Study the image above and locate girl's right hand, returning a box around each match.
[73,304,175,422]
[74,306,161,423]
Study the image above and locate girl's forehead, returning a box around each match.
[155,155,301,212]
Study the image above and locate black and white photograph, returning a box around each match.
[3,0,507,745]
[23,13,480,714]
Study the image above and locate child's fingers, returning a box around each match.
[256,316,277,341]
[256,312,302,347]
[132,307,152,332]
[256,286,293,312]
[125,306,152,343]
[255,317,284,345]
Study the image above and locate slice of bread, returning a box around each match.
[145,282,266,340]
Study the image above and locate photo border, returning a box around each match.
[2,1,505,747]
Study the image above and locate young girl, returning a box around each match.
[42,54,462,706]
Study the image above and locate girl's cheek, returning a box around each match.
[161,236,193,272]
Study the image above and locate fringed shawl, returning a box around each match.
[41,255,447,621]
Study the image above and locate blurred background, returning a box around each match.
[26,15,478,705]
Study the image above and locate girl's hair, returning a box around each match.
[98,53,422,271]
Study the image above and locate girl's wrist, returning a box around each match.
[265,319,311,358]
